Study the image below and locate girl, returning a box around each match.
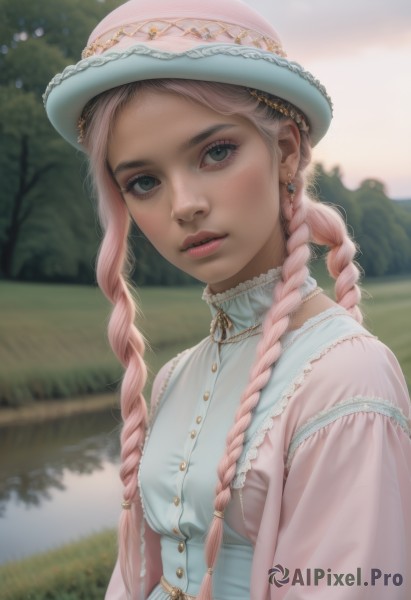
[44,0,411,598]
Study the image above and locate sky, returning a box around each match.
[242,0,411,199]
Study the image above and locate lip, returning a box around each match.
[180,231,227,252]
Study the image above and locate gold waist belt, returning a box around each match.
[160,575,196,599]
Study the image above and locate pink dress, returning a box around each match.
[106,271,411,599]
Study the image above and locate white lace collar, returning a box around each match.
[202,268,317,342]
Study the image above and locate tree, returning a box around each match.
[0,0,122,282]
[311,163,361,238]
[354,180,411,276]
[310,167,411,278]
[1,2,410,283]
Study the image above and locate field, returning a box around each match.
[0,272,410,597]
[359,277,411,387]
[0,270,410,409]
[0,282,210,407]
[0,529,117,600]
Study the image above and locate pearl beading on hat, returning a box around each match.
[81,18,287,59]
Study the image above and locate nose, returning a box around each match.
[170,177,210,223]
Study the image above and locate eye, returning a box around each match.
[202,142,238,167]
[123,174,160,197]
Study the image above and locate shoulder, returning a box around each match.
[280,309,410,439]
[281,331,411,475]
[304,333,409,408]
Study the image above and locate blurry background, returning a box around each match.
[245,0,411,199]
[0,0,410,286]
[0,1,410,599]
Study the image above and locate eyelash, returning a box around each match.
[122,140,239,199]
[200,140,239,167]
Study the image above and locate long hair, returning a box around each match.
[83,79,362,598]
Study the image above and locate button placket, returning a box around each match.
[186,346,220,443]
[170,344,221,590]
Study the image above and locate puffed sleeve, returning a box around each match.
[247,334,411,599]
[269,409,411,598]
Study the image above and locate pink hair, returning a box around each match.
[85,90,149,596]
[83,80,362,598]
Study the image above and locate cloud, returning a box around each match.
[242,0,411,60]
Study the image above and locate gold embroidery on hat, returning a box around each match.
[248,89,310,133]
[82,18,287,59]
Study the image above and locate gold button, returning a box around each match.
[211,363,218,373]
[203,391,210,401]
[172,527,180,535]
[178,541,185,553]
[173,496,180,506]
[196,416,202,424]
[176,567,184,578]
[179,461,187,471]
[190,430,197,439]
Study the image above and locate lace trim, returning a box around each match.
[286,396,411,470]
[140,517,146,583]
[202,266,282,305]
[208,281,320,344]
[43,44,333,109]
[137,438,151,525]
[232,327,374,488]
[282,306,350,350]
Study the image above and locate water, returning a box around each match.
[0,407,123,564]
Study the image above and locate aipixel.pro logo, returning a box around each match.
[268,564,290,587]
[268,565,404,588]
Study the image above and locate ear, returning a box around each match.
[277,120,301,183]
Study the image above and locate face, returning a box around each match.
[108,91,287,293]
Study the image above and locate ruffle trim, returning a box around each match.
[231,329,374,488]
[202,266,282,305]
[285,395,411,471]
[43,44,333,108]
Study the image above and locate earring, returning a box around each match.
[286,173,296,206]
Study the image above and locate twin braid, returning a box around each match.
[306,201,362,323]
[96,175,148,596]
[197,186,311,599]
[94,174,361,600]
[85,80,362,598]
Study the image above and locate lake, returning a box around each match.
[0,407,123,564]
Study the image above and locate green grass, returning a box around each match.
[0,529,117,600]
[360,277,411,387]
[310,260,411,388]
[0,274,409,598]
[0,272,410,407]
[0,282,210,406]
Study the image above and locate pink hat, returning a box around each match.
[44,0,332,150]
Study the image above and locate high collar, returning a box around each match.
[202,267,317,343]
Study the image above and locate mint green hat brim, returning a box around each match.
[44,44,333,151]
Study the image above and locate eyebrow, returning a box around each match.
[182,123,235,151]
[112,123,235,178]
